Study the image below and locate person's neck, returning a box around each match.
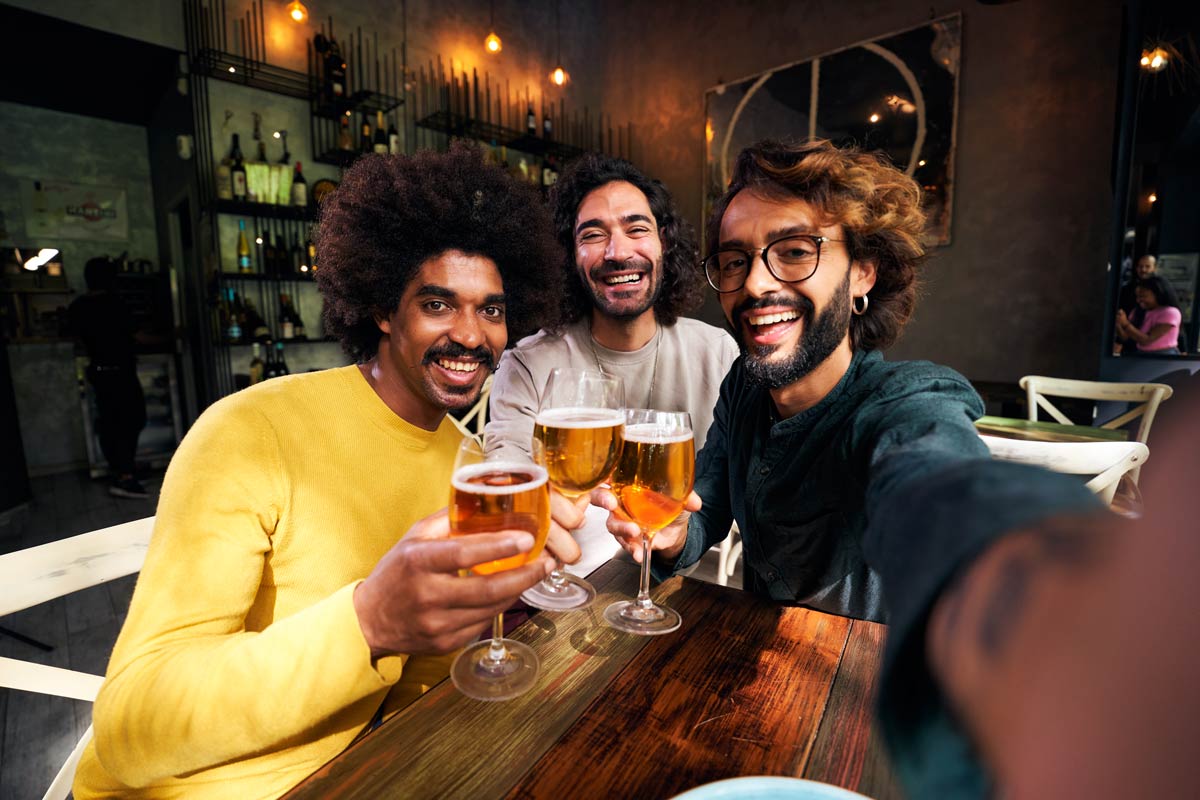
[357,351,445,432]
[589,309,658,352]
[768,339,856,419]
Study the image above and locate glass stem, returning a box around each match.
[485,613,507,664]
[547,559,567,589]
[635,533,655,610]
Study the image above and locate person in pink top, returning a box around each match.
[1116,275,1183,354]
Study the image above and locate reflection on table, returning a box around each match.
[284,559,903,800]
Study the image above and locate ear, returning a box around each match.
[376,314,392,335]
[850,259,877,297]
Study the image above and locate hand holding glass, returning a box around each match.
[449,437,551,700]
[604,409,694,635]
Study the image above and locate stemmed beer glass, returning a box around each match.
[523,368,625,611]
[604,409,695,635]
[449,436,551,700]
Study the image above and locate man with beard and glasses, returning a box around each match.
[484,154,738,574]
[75,147,564,800]
[597,139,1112,798]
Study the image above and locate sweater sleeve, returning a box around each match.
[91,396,407,787]
[484,348,539,462]
[856,368,1103,796]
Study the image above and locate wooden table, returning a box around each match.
[975,415,1129,443]
[285,559,903,800]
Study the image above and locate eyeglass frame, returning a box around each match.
[701,233,845,293]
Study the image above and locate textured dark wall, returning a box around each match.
[596,0,1123,382]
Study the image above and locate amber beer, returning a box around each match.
[533,407,625,497]
[450,462,550,574]
[611,423,695,537]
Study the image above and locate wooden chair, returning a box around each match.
[716,523,741,587]
[979,435,1150,505]
[452,374,493,437]
[0,516,154,800]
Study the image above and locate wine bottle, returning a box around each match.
[237,219,253,273]
[291,232,305,274]
[325,37,347,103]
[338,115,353,151]
[230,134,247,200]
[543,113,552,140]
[373,111,389,154]
[248,342,265,385]
[216,135,234,200]
[262,233,277,277]
[225,288,243,343]
[526,105,536,136]
[293,299,306,339]
[360,114,372,152]
[280,293,295,340]
[274,232,290,277]
[388,115,400,154]
[291,161,308,207]
[244,297,270,341]
[275,341,290,376]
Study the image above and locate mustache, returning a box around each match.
[589,257,654,281]
[422,342,497,372]
[731,293,814,322]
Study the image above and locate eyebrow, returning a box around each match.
[414,285,506,305]
[575,213,656,237]
[720,224,817,249]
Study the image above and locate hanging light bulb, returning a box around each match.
[286,1,308,23]
[549,0,568,86]
[484,0,501,54]
[550,65,568,86]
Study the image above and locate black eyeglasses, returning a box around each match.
[702,234,842,293]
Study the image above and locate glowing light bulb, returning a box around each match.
[255,237,263,245]
[869,113,880,124]
[551,66,567,86]
[1149,192,1157,203]
[287,1,308,23]
[228,66,236,73]
[485,31,502,53]
[918,159,927,167]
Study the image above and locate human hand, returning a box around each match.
[590,487,701,563]
[544,490,588,565]
[353,509,554,658]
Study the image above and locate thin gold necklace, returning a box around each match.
[588,323,660,410]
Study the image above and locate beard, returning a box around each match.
[735,271,852,389]
[584,256,661,319]
[420,341,496,410]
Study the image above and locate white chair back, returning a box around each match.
[452,374,493,437]
[1019,375,1172,444]
[979,435,1150,505]
[0,516,154,800]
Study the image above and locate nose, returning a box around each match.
[450,311,484,351]
[741,249,781,296]
[604,231,634,263]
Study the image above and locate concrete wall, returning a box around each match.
[593,0,1123,384]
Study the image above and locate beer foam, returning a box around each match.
[622,423,694,444]
[451,461,549,494]
[534,407,625,428]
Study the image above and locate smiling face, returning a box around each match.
[717,190,876,389]
[1135,286,1158,311]
[1136,255,1157,280]
[572,181,664,321]
[376,249,507,427]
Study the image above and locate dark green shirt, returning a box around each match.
[660,348,1100,797]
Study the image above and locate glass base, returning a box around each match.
[603,599,682,635]
[521,571,597,611]
[450,638,540,701]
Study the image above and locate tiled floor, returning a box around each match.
[0,470,740,798]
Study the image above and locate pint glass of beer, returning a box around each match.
[449,436,550,700]
[523,368,625,611]
[604,409,694,635]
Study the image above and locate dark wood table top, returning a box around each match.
[285,559,903,800]
[975,415,1130,443]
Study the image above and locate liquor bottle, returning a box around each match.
[230,134,247,200]
[237,219,253,273]
[543,113,552,140]
[338,115,353,151]
[291,232,306,274]
[388,115,400,154]
[360,114,372,152]
[293,299,306,339]
[280,293,295,340]
[291,161,308,207]
[262,232,277,277]
[225,288,243,343]
[318,35,347,104]
[274,341,290,376]
[373,111,389,154]
[248,342,265,385]
[526,105,536,136]
[216,135,234,200]
[244,297,270,341]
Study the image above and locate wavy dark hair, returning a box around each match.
[548,153,704,328]
[706,139,926,351]
[316,145,563,360]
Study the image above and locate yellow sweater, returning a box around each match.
[75,365,463,799]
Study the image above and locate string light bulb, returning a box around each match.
[484,0,501,54]
[1140,47,1169,72]
[286,1,308,23]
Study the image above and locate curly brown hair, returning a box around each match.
[549,153,705,328]
[706,139,926,351]
[315,145,564,360]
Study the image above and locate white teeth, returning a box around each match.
[603,274,642,285]
[748,311,799,326]
[437,359,480,373]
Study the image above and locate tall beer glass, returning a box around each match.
[449,437,551,700]
[522,368,625,611]
[604,409,694,635]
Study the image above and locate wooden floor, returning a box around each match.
[0,472,738,798]
[0,470,159,800]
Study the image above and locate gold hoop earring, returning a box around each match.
[852,294,869,316]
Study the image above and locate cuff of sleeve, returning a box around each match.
[341,581,408,685]
[649,517,706,583]
[867,460,1101,797]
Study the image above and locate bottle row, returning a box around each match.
[246,341,291,386]
[217,287,308,346]
[233,218,317,277]
[215,131,310,207]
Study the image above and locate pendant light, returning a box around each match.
[484,0,502,54]
[549,0,568,86]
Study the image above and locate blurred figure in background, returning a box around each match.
[68,256,148,498]
[1116,274,1182,354]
